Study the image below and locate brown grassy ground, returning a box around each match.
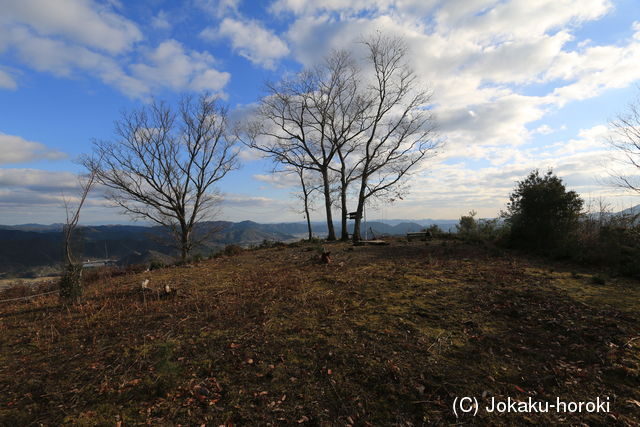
[0,276,60,291]
[0,239,638,425]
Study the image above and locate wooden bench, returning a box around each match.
[406,231,432,241]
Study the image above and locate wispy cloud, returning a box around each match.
[0,0,231,97]
[201,18,289,69]
[0,134,67,164]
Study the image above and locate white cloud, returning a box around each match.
[3,28,230,97]
[0,5,231,97]
[196,0,241,18]
[222,194,282,207]
[270,0,394,16]
[394,123,630,218]
[437,94,550,158]
[0,0,142,54]
[467,31,574,85]
[253,173,300,189]
[203,18,289,69]
[130,40,230,93]
[237,146,265,162]
[0,168,113,224]
[0,134,67,164]
[219,192,301,222]
[0,168,77,190]
[281,4,634,146]
[533,124,555,135]
[5,25,148,96]
[443,0,611,39]
[548,29,640,104]
[268,0,640,218]
[151,10,172,31]
[0,68,17,89]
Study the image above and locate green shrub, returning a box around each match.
[59,263,83,303]
[574,221,640,277]
[456,210,478,237]
[424,224,444,237]
[257,239,286,249]
[223,244,243,256]
[455,211,505,242]
[149,260,167,270]
[561,199,640,276]
[503,169,583,253]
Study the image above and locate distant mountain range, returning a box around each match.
[0,219,460,277]
[6,202,639,278]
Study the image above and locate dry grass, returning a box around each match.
[0,276,60,292]
[0,239,638,425]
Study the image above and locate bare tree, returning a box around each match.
[246,75,338,239]
[84,94,238,262]
[349,34,439,242]
[245,35,439,243]
[608,95,640,193]
[60,169,97,303]
[324,52,372,240]
[291,165,322,240]
[244,51,368,241]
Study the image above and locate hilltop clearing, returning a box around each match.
[0,240,638,425]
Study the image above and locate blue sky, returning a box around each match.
[1,0,640,225]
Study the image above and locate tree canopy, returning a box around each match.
[503,169,583,252]
[84,94,239,261]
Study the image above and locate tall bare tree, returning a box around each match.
[245,51,368,241]
[324,52,372,240]
[60,169,97,303]
[350,34,439,242]
[291,165,321,240]
[245,34,439,242]
[84,94,238,262]
[608,95,640,193]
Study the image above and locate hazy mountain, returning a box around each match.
[614,204,640,217]
[0,223,65,232]
[0,219,453,277]
[368,219,459,230]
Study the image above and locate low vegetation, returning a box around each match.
[503,169,583,254]
[454,169,640,278]
[0,239,638,425]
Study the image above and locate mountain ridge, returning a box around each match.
[0,219,440,277]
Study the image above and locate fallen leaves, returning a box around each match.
[0,240,638,425]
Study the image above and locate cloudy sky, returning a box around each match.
[1,0,640,225]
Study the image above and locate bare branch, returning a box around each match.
[83,93,239,261]
[608,95,640,193]
[63,169,97,265]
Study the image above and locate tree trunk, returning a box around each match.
[340,191,348,240]
[339,163,349,241]
[297,167,314,241]
[352,174,368,243]
[302,183,313,240]
[352,207,363,242]
[180,225,190,262]
[321,169,336,240]
[304,205,313,240]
